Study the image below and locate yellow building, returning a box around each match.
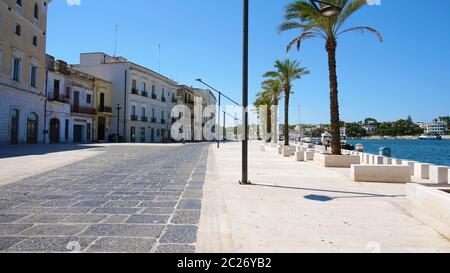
[93,77,113,142]
[0,0,51,144]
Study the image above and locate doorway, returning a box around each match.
[10,109,19,144]
[26,112,38,144]
[50,118,60,144]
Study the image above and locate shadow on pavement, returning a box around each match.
[0,144,104,159]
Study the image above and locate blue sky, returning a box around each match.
[47,0,450,124]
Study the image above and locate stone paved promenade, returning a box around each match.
[0,144,208,253]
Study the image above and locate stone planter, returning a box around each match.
[314,154,360,168]
[351,165,411,183]
[407,184,450,239]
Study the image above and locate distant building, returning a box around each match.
[363,120,377,135]
[73,52,178,143]
[417,121,448,135]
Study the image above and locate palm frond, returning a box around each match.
[337,26,383,42]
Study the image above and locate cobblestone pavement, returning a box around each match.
[0,144,209,253]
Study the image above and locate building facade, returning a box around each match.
[0,0,51,144]
[45,55,112,144]
[74,52,178,143]
[417,121,448,135]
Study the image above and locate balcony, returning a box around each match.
[151,117,157,123]
[151,93,157,100]
[161,97,166,103]
[98,106,113,113]
[131,115,139,121]
[49,94,70,104]
[141,116,148,122]
[141,91,148,97]
[172,117,178,124]
[71,106,97,116]
[161,119,166,125]
[131,88,139,95]
[172,98,177,103]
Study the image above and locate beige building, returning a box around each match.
[0,0,51,144]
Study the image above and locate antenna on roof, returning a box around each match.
[114,24,119,57]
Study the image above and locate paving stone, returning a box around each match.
[140,208,174,215]
[126,215,170,224]
[8,237,96,253]
[0,214,28,223]
[102,215,128,224]
[0,224,33,236]
[19,224,87,236]
[80,224,164,238]
[171,211,201,225]
[49,207,92,214]
[63,214,108,224]
[19,214,70,224]
[177,199,202,210]
[154,196,179,202]
[72,201,108,208]
[86,237,156,253]
[91,207,141,215]
[0,237,26,251]
[160,225,198,244]
[38,200,78,207]
[103,201,141,208]
[139,201,178,208]
[182,191,203,199]
[155,244,196,253]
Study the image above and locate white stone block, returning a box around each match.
[260,145,266,152]
[315,154,360,168]
[383,157,392,165]
[304,151,315,161]
[374,156,384,165]
[402,161,417,175]
[295,151,305,162]
[407,184,450,240]
[414,163,431,179]
[392,159,403,165]
[278,147,283,155]
[429,166,449,184]
[282,147,291,157]
[351,165,411,183]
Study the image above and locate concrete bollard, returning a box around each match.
[402,161,417,175]
[278,147,283,155]
[364,154,371,164]
[295,151,305,161]
[282,147,291,157]
[260,145,266,152]
[374,156,384,165]
[429,166,449,184]
[304,151,315,161]
[414,163,431,180]
[383,157,392,165]
[392,159,403,165]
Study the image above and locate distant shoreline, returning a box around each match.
[348,135,450,140]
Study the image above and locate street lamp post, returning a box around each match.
[223,111,227,142]
[115,103,122,143]
[240,0,251,185]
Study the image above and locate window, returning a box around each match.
[141,107,146,117]
[12,58,22,82]
[141,82,146,92]
[130,127,136,142]
[140,127,145,142]
[15,24,21,36]
[86,94,92,104]
[152,109,155,118]
[30,66,37,88]
[27,112,38,144]
[0,48,3,73]
[131,105,136,116]
[34,3,40,20]
[132,79,137,89]
[32,35,38,47]
[152,85,156,93]
[16,0,22,7]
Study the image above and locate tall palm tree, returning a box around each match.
[264,59,309,146]
[280,0,382,155]
[254,79,283,142]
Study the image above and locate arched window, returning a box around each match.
[34,3,39,20]
[27,112,38,144]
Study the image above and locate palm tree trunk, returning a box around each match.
[284,86,290,146]
[326,38,342,155]
[267,106,272,143]
[272,100,279,145]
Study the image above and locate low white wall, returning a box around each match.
[407,184,450,240]
[351,165,411,183]
[315,154,360,168]
[414,163,431,180]
[429,166,449,185]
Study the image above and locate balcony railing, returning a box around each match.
[151,117,157,123]
[131,115,139,121]
[161,97,166,103]
[71,105,97,115]
[171,98,177,103]
[141,91,148,97]
[151,93,157,100]
[49,94,70,104]
[161,119,166,125]
[141,116,148,122]
[98,106,113,113]
[131,88,139,95]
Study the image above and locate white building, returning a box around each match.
[73,52,178,143]
[417,121,448,135]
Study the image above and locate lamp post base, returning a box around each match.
[239,180,252,185]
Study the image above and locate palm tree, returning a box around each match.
[280,0,382,155]
[254,79,283,142]
[264,59,309,146]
